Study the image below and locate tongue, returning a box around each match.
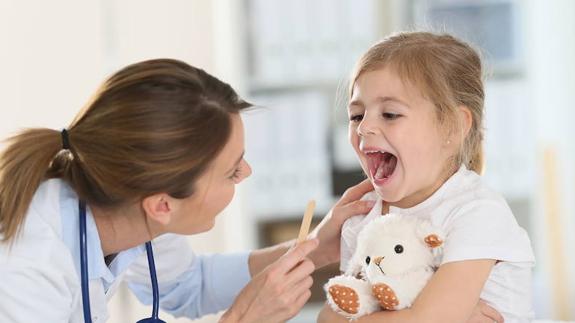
[374,153,397,180]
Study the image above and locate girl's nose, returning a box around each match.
[357,115,378,137]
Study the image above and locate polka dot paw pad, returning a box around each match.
[372,283,399,310]
[328,285,360,314]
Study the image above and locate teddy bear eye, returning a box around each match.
[365,256,371,265]
[394,244,404,254]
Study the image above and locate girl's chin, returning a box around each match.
[373,187,400,203]
[371,179,405,205]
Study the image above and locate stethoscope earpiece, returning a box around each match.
[79,201,164,323]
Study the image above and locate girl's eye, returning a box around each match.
[382,113,401,120]
[349,114,364,122]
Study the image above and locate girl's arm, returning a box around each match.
[318,259,496,323]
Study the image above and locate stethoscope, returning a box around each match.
[79,200,166,323]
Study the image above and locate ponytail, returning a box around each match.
[0,129,62,242]
[1,59,252,243]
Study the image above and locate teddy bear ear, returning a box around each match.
[416,220,444,249]
[424,234,443,248]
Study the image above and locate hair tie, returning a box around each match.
[61,129,71,150]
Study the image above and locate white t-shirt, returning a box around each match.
[340,166,535,322]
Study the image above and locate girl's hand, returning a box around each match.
[467,300,504,323]
[317,304,343,323]
[222,239,319,323]
[308,179,375,268]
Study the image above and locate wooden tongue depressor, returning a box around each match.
[297,200,316,244]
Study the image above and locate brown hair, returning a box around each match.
[350,31,485,174]
[0,59,251,242]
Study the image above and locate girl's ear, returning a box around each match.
[458,105,473,138]
[416,220,444,249]
[142,193,174,225]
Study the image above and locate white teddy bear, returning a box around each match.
[324,213,444,319]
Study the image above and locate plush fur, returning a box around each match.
[325,213,444,320]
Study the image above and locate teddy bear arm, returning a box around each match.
[371,269,433,310]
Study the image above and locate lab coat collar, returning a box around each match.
[58,180,145,291]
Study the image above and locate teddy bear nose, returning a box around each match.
[374,256,384,265]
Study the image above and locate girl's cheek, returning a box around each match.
[349,131,360,149]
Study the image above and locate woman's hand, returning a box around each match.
[221,239,319,323]
[308,179,374,268]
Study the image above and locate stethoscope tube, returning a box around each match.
[141,241,162,322]
[79,201,92,323]
[79,200,165,323]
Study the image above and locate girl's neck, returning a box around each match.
[90,204,163,257]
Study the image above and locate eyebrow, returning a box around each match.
[348,96,409,108]
[226,151,245,175]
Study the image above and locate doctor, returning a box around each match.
[0,59,375,323]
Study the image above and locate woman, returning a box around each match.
[0,59,375,322]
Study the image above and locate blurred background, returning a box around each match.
[1,0,573,322]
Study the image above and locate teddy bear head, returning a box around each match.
[347,213,443,280]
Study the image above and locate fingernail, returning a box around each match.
[365,200,376,208]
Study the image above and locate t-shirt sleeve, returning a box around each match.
[441,199,535,265]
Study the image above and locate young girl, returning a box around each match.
[319,32,535,322]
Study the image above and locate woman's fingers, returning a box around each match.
[275,239,318,273]
[479,300,504,323]
[334,199,376,222]
[338,179,374,205]
[289,288,312,317]
[284,258,315,285]
[345,199,377,215]
[287,274,314,302]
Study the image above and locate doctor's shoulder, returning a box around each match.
[0,180,80,321]
[1,179,77,270]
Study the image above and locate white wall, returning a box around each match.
[0,0,106,142]
[525,0,575,319]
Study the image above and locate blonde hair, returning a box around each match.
[0,59,251,242]
[350,31,485,174]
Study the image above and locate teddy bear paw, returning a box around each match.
[372,283,399,310]
[328,285,360,314]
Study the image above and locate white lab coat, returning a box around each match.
[0,179,251,322]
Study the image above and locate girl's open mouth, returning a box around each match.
[366,151,397,184]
